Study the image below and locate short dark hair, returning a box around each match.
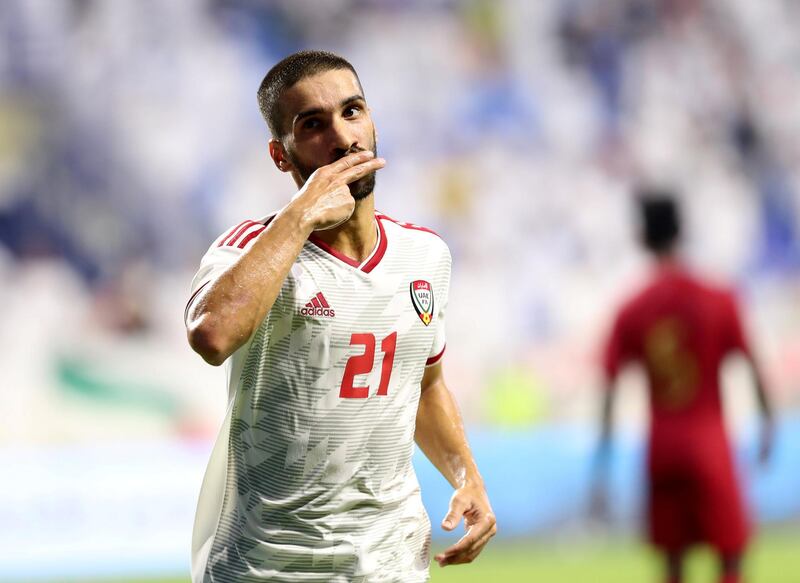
[257,50,361,138]
[637,189,681,254]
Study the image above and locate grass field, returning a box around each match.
[45,528,800,583]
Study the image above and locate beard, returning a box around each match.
[348,166,376,201]
[288,136,378,201]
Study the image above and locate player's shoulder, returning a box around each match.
[706,282,741,316]
[681,269,739,307]
[376,211,448,250]
[614,277,663,325]
[210,213,276,251]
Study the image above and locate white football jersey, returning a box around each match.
[187,212,450,583]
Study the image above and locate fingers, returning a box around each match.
[338,156,385,185]
[326,150,379,174]
[441,497,469,531]
[320,151,385,184]
[434,514,497,567]
[434,531,476,565]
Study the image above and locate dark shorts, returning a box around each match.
[647,441,749,554]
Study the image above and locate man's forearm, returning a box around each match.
[416,370,497,566]
[598,385,615,452]
[749,359,773,421]
[186,202,313,365]
[593,383,616,478]
[415,377,482,489]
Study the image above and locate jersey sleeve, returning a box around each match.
[721,290,752,356]
[426,243,451,367]
[602,306,634,381]
[184,220,268,323]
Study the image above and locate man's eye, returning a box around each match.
[344,106,361,117]
[302,119,320,129]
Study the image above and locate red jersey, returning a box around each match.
[603,261,752,552]
[604,262,751,438]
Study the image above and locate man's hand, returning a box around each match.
[291,151,385,231]
[589,479,611,522]
[434,482,497,567]
[758,416,775,466]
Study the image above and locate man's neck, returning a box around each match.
[652,249,683,272]
[312,195,377,262]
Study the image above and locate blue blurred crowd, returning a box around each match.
[2,0,800,286]
[1,0,800,419]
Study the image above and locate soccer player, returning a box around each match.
[184,50,496,582]
[592,193,774,583]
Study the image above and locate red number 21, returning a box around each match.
[339,332,397,398]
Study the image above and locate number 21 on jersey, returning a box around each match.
[339,332,397,398]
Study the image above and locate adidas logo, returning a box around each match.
[299,292,336,318]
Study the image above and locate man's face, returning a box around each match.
[277,69,378,200]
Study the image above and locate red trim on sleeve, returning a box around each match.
[425,345,446,366]
[227,221,260,247]
[236,225,266,249]
[218,216,275,249]
[217,220,249,246]
[219,220,256,247]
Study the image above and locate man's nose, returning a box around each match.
[329,116,358,159]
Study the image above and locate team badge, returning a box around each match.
[410,280,434,326]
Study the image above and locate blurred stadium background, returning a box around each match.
[2,0,800,581]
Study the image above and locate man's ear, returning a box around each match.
[269,139,293,173]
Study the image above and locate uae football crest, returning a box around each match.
[410,280,434,326]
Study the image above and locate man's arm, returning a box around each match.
[746,355,775,464]
[726,291,775,465]
[415,362,496,567]
[592,307,627,517]
[597,380,616,465]
[186,151,384,365]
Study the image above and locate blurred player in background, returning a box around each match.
[184,50,495,582]
[592,192,774,583]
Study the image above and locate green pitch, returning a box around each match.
[47,528,800,583]
[426,530,800,583]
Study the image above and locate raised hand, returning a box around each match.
[291,151,385,231]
